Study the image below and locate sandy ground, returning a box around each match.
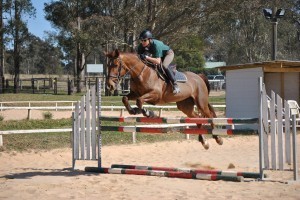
[1,90,300,199]
[0,136,299,200]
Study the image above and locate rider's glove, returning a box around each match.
[139,54,147,60]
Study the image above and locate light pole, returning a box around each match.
[263,7,285,60]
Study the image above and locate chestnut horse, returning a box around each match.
[105,49,222,149]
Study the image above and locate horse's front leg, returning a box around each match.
[136,98,157,118]
[122,93,142,115]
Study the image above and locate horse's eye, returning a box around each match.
[109,59,119,68]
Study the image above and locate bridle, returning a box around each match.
[108,56,146,84]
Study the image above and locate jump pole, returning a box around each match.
[84,167,244,182]
[101,116,259,124]
[101,125,258,135]
[110,164,263,179]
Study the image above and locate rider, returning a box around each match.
[137,29,180,94]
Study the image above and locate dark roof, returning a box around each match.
[218,60,300,72]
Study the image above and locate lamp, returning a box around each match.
[275,9,285,18]
[262,7,285,60]
[263,9,272,20]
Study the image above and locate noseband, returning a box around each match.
[108,57,125,80]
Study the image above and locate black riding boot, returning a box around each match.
[165,68,180,94]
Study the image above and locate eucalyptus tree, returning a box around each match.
[200,0,300,64]
[4,0,35,93]
[45,0,114,92]
[20,35,64,74]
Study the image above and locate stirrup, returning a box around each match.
[173,84,180,94]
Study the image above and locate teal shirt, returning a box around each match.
[137,39,170,59]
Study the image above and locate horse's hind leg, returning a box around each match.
[176,99,210,150]
[195,98,223,146]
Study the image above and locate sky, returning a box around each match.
[27,0,54,39]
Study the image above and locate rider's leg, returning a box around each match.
[165,68,180,94]
[163,50,180,94]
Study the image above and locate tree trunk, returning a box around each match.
[13,0,20,94]
[0,0,4,94]
[76,42,85,93]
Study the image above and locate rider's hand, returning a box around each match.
[139,54,147,60]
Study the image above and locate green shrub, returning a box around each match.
[43,111,53,119]
[0,115,4,121]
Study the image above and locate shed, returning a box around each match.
[218,60,300,119]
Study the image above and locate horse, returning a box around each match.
[105,49,223,149]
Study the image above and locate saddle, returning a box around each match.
[145,61,187,83]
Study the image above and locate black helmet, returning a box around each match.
[139,30,153,40]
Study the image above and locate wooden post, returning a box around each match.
[43,79,46,93]
[37,80,39,91]
[292,115,298,181]
[54,78,57,94]
[27,109,31,120]
[31,78,35,94]
[0,135,3,146]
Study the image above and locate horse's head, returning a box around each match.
[105,49,127,91]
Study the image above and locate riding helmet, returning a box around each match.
[139,30,153,40]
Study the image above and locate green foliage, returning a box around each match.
[0,115,4,121]
[43,112,53,119]
[173,36,205,72]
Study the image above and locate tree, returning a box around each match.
[22,35,64,74]
[45,0,113,92]
[200,0,300,64]
[173,35,205,72]
[5,0,35,93]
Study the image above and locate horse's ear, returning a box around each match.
[104,51,112,58]
[103,49,119,58]
[114,49,120,57]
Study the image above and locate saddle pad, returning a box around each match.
[174,71,187,83]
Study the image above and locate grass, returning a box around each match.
[0,119,200,152]
[0,92,225,152]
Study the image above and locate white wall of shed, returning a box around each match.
[225,68,263,118]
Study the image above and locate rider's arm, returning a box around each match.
[145,56,161,65]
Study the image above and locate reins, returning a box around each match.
[108,56,146,84]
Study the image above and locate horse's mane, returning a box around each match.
[120,51,138,57]
[120,51,154,67]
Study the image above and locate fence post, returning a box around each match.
[292,115,298,181]
[49,77,52,88]
[31,78,34,94]
[37,80,39,91]
[68,78,73,95]
[54,78,57,94]
[5,78,9,89]
[0,135,3,146]
[43,79,46,94]
[0,76,4,93]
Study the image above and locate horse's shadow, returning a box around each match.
[1,167,95,180]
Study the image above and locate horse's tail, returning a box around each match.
[199,74,216,117]
[198,73,210,94]
[208,103,217,118]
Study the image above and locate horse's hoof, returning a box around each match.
[216,137,223,145]
[148,110,157,118]
[133,107,142,114]
[202,141,210,150]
